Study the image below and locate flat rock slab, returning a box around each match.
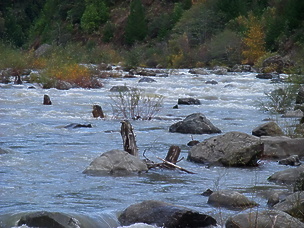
[262,136,304,159]
[226,210,304,228]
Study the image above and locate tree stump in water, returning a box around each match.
[165,145,181,165]
[120,120,138,157]
[92,105,104,118]
[43,95,52,105]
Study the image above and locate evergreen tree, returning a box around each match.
[81,0,109,33]
[125,0,147,45]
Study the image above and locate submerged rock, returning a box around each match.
[138,77,156,83]
[226,210,304,228]
[169,113,221,134]
[64,123,92,129]
[118,200,217,228]
[177,98,201,105]
[188,131,263,166]
[208,190,258,209]
[83,149,148,176]
[110,85,130,92]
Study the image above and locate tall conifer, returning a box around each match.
[125,0,147,45]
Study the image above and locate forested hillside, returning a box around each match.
[1,0,304,70]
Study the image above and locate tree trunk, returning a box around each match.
[92,105,104,118]
[165,145,181,164]
[120,120,138,157]
[43,95,52,105]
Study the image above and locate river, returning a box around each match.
[0,69,292,227]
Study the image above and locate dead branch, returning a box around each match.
[156,157,196,174]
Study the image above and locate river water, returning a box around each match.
[0,69,293,227]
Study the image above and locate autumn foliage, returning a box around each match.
[241,14,266,65]
[47,63,91,87]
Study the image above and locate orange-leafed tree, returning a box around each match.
[241,13,266,65]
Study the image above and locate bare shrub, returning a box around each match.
[110,89,164,120]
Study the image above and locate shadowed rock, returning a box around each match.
[64,123,92,129]
[17,211,80,228]
[279,155,301,166]
[169,113,221,134]
[178,98,201,105]
[118,200,217,228]
[252,121,284,137]
[208,190,258,210]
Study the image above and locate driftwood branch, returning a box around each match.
[156,157,196,174]
[120,120,138,157]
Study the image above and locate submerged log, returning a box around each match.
[120,120,138,157]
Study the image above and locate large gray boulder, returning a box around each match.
[268,165,304,185]
[208,190,258,210]
[274,191,304,221]
[225,210,304,228]
[118,200,217,228]
[169,113,221,134]
[252,121,284,137]
[83,149,148,176]
[261,136,304,159]
[188,131,263,166]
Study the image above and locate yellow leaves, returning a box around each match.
[48,63,91,87]
[169,52,184,68]
[241,14,266,65]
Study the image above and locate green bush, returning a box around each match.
[81,1,109,33]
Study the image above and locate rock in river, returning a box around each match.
[169,113,221,134]
[226,210,304,228]
[118,200,217,228]
[208,190,258,210]
[188,131,263,166]
[83,149,148,176]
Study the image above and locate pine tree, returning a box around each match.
[124,0,147,45]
